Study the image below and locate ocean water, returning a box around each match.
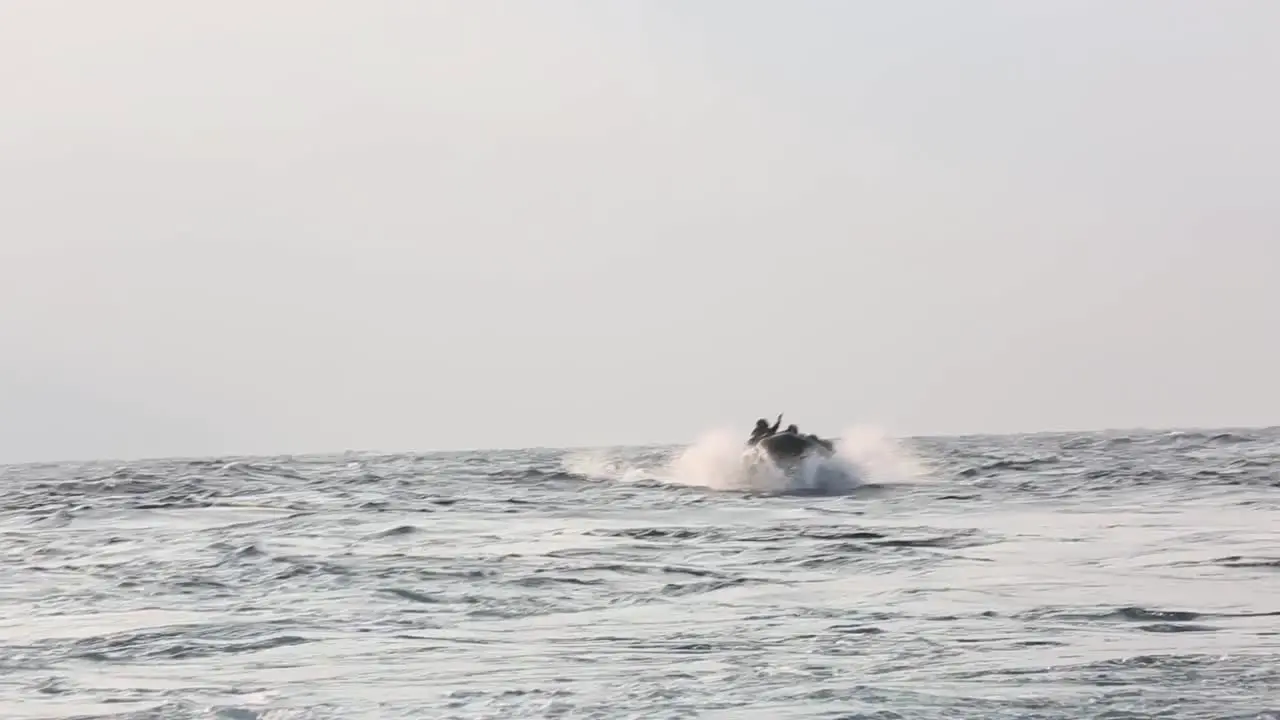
[1,427,1277,719]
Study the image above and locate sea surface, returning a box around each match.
[1,427,1277,719]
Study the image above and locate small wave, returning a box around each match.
[33,677,72,696]
[1139,623,1219,633]
[959,455,1062,476]
[381,587,443,604]
[214,708,266,720]
[560,450,657,483]
[659,576,752,597]
[510,575,602,588]
[592,527,707,541]
[1214,555,1280,569]
[368,524,418,539]
[1013,605,1278,626]
[69,623,311,662]
[1209,432,1252,444]
[1115,606,1202,622]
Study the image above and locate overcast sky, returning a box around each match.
[2,1,1277,463]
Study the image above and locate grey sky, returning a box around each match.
[2,1,1277,463]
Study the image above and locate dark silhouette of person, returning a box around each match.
[748,414,783,445]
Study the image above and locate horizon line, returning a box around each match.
[3,422,1276,469]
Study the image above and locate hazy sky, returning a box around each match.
[2,1,1278,462]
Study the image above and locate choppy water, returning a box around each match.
[2,427,1277,719]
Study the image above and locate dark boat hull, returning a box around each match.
[755,432,835,463]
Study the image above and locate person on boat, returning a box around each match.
[748,414,783,445]
[784,424,800,434]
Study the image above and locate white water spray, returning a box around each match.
[560,450,655,483]
[665,425,923,494]
[562,425,927,496]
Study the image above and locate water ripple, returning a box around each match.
[0,428,1277,718]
